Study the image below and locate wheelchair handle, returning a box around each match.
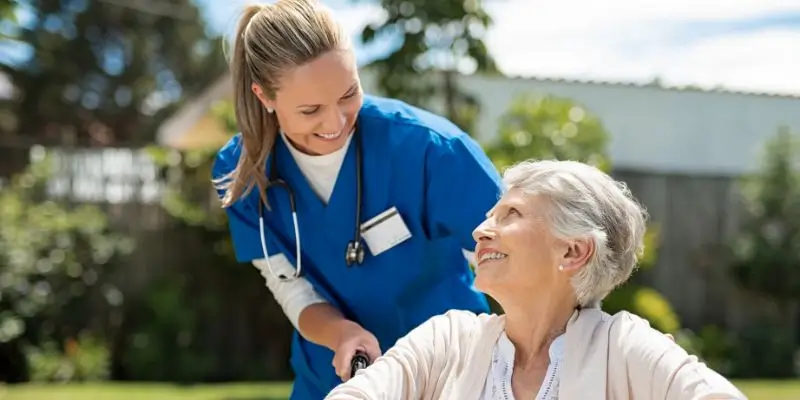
[350,351,370,378]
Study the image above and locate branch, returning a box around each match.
[96,0,196,21]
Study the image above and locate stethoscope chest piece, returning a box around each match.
[260,127,367,282]
[345,240,365,267]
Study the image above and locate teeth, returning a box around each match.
[315,132,342,139]
[479,252,507,263]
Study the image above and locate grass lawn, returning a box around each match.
[0,383,293,400]
[1,380,798,399]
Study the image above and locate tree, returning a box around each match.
[730,127,800,305]
[483,92,680,334]
[724,126,800,377]
[485,93,611,172]
[359,0,498,134]
[0,0,226,174]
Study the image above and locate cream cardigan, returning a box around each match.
[325,308,747,400]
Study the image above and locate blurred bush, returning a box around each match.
[485,93,611,172]
[728,318,796,378]
[724,127,800,378]
[672,324,736,376]
[25,333,110,382]
[113,277,219,382]
[728,127,800,315]
[483,92,680,333]
[0,151,132,382]
[102,113,293,383]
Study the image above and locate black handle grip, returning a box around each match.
[350,351,370,378]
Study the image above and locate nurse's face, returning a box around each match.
[256,49,363,156]
[471,189,575,305]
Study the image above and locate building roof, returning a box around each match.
[156,73,234,148]
[500,74,800,100]
[157,67,800,161]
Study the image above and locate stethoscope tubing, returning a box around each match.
[257,128,362,282]
[259,204,302,281]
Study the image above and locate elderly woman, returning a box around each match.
[325,160,746,400]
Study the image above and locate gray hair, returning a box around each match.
[502,159,648,308]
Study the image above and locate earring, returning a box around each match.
[558,264,564,271]
[266,107,274,113]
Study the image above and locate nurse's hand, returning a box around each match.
[332,321,381,381]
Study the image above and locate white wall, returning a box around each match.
[168,70,800,176]
[360,71,800,176]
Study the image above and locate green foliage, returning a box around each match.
[1,0,226,146]
[115,139,288,382]
[146,144,227,230]
[673,324,736,376]
[115,278,218,382]
[25,333,111,382]
[681,318,799,379]
[0,154,134,345]
[485,93,611,172]
[360,0,498,134]
[728,318,797,378]
[729,127,800,303]
[483,92,680,333]
[723,127,800,378]
[602,225,681,334]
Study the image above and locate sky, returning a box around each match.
[198,0,800,96]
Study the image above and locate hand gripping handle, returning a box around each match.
[350,351,370,378]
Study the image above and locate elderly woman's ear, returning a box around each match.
[558,237,595,274]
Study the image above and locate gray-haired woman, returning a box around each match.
[326,159,746,400]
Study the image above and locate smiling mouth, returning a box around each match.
[313,131,344,141]
[478,252,508,265]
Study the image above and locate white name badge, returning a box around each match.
[360,206,412,256]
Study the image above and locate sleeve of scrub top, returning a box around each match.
[251,257,326,330]
[424,133,503,251]
[212,149,327,329]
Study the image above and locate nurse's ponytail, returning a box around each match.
[215,0,346,208]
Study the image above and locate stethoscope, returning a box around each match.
[258,128,366,282]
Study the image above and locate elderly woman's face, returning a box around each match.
[471,188,570,298]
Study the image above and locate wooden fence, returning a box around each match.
[615,169,783,332]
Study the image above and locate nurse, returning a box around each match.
[211,0,501,398]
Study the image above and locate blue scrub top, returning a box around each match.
[212,95,502,399]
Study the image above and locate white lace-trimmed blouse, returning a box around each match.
[480,332,565,400]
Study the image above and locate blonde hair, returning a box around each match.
[215,0,347,208]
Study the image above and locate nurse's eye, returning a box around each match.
[507,208,521,217]
[340,84,360,101]
[341,91,357,100]
[300,107,320,115]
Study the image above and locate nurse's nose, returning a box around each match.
[322,107,347,134]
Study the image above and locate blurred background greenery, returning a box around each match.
[1,0,799,398]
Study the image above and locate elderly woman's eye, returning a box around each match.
[508,208,520,216]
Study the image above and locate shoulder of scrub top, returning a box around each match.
[210,133,247,201]
[213,95,476,182]
[360,94,500,180]
[212,133,243,177]
[358,94,486,161]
